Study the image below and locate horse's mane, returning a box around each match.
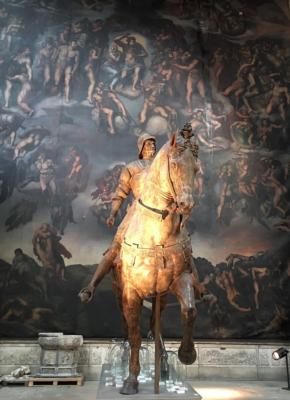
[145,141,170,184]
[147,135,191,181]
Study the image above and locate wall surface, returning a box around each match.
[0,340,289,381]
[0,0,290,340]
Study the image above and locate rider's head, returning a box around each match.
[180,122,194,140]
[137,133,156,160]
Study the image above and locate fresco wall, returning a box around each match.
[0,0,290,339]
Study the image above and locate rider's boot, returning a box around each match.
[78,242,120,303]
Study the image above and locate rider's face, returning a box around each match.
[141,140,156,160]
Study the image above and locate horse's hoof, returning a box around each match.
[161,356,170,380]
[119,379,139,395]
[178,343,197,365]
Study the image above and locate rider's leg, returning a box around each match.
[79,241,120,302]
[92,241,120,286]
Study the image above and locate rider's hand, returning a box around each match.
[106,215,115,227]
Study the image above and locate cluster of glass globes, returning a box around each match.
[104,341,192,394]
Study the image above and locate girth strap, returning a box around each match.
[138,199,169,220]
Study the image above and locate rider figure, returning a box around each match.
[79,133,156,302]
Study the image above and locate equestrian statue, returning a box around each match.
[80,124,201,395]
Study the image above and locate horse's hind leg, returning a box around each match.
[112,259,130,341]
[112,280,128,340]
[170,271,197,365]
[120,286,142,395]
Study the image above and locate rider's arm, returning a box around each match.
[109,166,132,220]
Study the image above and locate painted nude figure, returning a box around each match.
[173,51,205,112]
[37,37,57,90]
[266,75,290,120]
[32,223,71,280]
[92,83,128,135]
[4,47,34,115]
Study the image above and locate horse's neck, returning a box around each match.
[140,160,172,210]
[125,165,183,247]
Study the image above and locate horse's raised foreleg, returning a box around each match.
[170,271,197,365]
[120,286,142,395]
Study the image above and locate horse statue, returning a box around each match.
[115,132,198,395]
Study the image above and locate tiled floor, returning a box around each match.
[0,380,289,400]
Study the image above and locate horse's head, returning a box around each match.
[167,133,198,215]
[151,133,198,216]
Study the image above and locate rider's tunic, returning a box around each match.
[112,158,152,243]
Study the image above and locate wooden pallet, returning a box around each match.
[26,375,84,387]
[1,378,28,386]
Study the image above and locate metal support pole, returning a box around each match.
[154,294,161,394]
[283,355,290,390]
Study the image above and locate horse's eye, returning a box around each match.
[170,161,178,169]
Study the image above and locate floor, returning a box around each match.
[0,380,289,400]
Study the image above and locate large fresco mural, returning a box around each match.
[0,0,290,339]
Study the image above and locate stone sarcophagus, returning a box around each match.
[37,332,83,377]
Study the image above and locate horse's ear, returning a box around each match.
[170,132,177,148]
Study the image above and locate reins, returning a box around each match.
[138,199,169,220]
